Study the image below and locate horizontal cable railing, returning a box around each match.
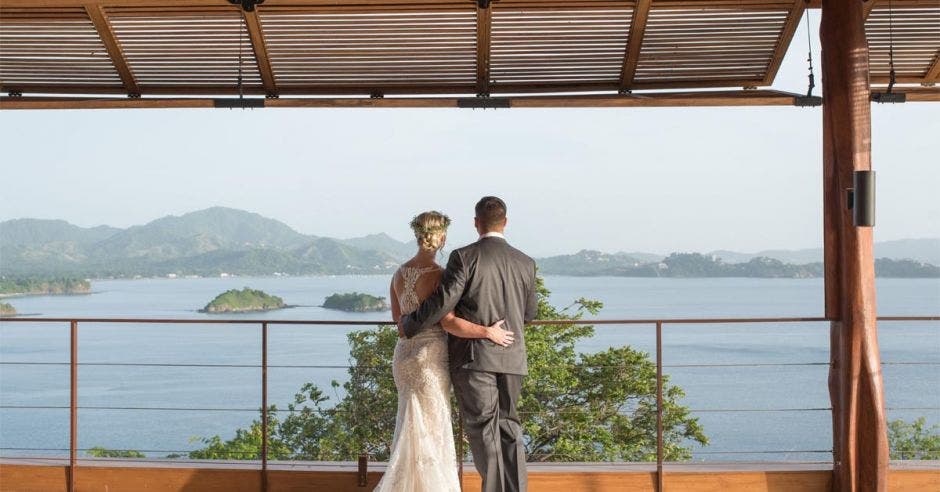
[1,315,937,492]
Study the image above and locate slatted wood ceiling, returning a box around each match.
[1,0,937,98]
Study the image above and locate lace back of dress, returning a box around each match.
[397,266,436,315]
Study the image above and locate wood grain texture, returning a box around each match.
[821,0,889,490]
[1,462,937,492]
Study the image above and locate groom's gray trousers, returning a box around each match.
[452,368,527,492]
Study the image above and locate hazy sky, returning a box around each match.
[1,18,937,257]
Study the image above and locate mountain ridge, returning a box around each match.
[2,208,937,278]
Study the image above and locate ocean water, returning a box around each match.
[0,276,937,462]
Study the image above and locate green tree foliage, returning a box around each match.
[888,417,940,460]
[86,446,145,458]
[187,277,707,461]
[322,292,389,312]
[0,302,15,316]
[0,277,90,296]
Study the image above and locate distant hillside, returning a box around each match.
[704,238,940,266]
[340,233,415,262]
[0,208,399,277]
[537,250,645,276]
[537,252,940,278]
[2,209,936,279]
[605,238,940,266]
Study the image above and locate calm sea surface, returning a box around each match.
[1,276,937,462]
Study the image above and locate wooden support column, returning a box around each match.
[820,0,888,490]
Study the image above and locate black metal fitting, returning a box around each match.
[793,95,822,107]
[228,0,265,12]
[458,97,510,109]
[871,92,906,104]
[214,98,265,108]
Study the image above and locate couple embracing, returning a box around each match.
[374,196,537,492]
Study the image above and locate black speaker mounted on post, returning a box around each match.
[848,170,876,227]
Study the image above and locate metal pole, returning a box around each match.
[656,321,664,492]
[458,410,465,491]
[69,320,77,492]
[261,322,268,492]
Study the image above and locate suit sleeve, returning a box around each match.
[524,260,538,324]
[401,250,467,338]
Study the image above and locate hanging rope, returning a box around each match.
[887,0,897,93]
[804,8,816,98]
[237,16,245,101]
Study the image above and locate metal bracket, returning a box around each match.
[370,91,384,99]
[743,85,758,90]
[265,92,279,99]
[871,92,906,104]
[458,97,510,109]
[793,95,822,107]
[228,0,265,12]
[127,92,141,99]
[7,90,22,98]
[618,88,632,95]
[214,98,265,108]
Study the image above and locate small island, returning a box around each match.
[200,288,287,313]
[0,302,16,317]
[0,277,91,297]
[323,292,389,312]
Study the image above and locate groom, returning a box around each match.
[401,196,537,492]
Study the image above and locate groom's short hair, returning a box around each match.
[475,196,507,230]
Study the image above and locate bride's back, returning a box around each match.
[393,263,443,315]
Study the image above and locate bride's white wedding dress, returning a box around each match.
[374,265,461,492]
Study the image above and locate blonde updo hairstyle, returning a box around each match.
[410,211,451,252]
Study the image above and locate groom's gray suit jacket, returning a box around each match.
[401,235,537,375]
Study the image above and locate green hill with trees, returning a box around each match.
[323,292,389,312]
[0,277,91,296]
[0,302,15,316]
[201,288,287,313]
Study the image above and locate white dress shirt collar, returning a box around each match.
[480,231,505,240]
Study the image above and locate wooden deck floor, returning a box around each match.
[1,458,938,492]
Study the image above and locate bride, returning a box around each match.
[374,211,513,492]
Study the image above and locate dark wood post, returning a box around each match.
[820,0,889,490]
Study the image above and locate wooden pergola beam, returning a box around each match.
[925,51,940,84]
[863,0,878,19]
[242,9,277,97]
[0,90,823,109]
[762,0,806,86]
[476,3,492,97]
[619,0,651,91]
[83,3,139,96]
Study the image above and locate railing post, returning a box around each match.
[358,452,369,487]
[458,409,465,491]
[656,320,664,492]
[69,320,77,492]
[261,322,268,492]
